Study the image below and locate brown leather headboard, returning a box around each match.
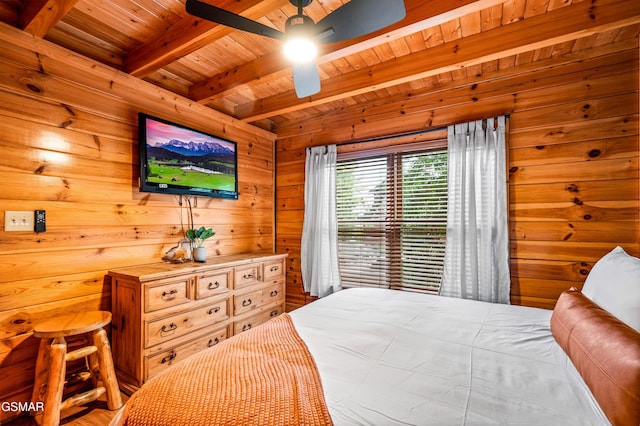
[551,288,640,426]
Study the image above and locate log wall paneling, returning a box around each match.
[0,24,276,422]
[275,42,640,311]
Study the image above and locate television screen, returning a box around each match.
[138,113,239,199]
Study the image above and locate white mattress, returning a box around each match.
[289,288,609,425]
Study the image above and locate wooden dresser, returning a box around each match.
[108,252,287,394]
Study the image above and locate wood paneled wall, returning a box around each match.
[0,23,275,420]
[276,41,640,311]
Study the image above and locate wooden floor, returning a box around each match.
[5,392,129,426]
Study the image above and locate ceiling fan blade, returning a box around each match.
[186,0,285,40]
[314,0,406,44]
[292,62,320,98]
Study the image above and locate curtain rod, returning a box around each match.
[336,114,510,147]
[337,126,445,147]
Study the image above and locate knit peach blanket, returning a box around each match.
[120,313,333,426]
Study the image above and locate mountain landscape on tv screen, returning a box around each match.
[146,137,236,189]
[156,139,235,157]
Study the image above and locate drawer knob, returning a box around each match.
[161,351,177,364]
[242,272,255,280]
[270,290,278,297]
[270,265,279,272]
[161,323,177,333]
[207,306,221,315]
[208,337,220,347]
[162,289,178,299]
[242,299,252,307]
[208,281,220,290]
[242,323,252,332]
[270,309,279,317]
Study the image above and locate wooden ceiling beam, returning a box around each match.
[190,0,508,103]
[19,0,79,37]
[125,0,287,77]
[235,0,640,122]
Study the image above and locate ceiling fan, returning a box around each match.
[185,0,406,98]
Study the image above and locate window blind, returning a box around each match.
[336,146,448,293]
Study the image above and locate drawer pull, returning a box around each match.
[161,323,177,333]
[270,265,279,272]
[161,351,177,364]
[242,272,255,280]
[207,306,221,315]
[208,281,220,290]
[242,323,252,332]
[162,289,178,299]
[242,299,252,307]
[270,290,278,297]
[270,309,279,317]
[208,337,220,347]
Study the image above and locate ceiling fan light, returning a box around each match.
[283,37,317,63]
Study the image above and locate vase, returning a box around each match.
[193,247,207,263]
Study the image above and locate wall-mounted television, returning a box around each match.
[138,113,239,200]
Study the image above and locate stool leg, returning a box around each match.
[39,337,66,426]
[88,349,100,388]
[31,339,51,415]
[93,328,123,410]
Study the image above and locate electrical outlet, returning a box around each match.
[4,211,35,232]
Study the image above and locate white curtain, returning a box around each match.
[440,116,510,303]
[301,145,341,297]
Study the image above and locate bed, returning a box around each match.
[112,246,640,426]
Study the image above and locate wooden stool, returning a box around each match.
[30,311,123,426]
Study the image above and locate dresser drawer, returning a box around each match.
[195,269,231,299]
[233,287,262,316]
[234,264,262,289]
[145,299,228,348]
[145,326,228,380]
[263,258,285,281]
[144,278,190,313]
[264,282,285,305]
[234,305,284,335]
[233,281,284,316]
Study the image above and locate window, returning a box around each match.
[336,142,448,293]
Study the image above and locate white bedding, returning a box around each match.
[289,288,609,425]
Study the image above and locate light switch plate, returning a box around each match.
[4,211,34,232]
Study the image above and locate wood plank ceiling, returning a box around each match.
[0,0,639,132]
